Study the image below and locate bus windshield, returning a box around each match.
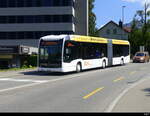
[39,39,63,68]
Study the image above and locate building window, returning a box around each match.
[0,16,7,23]
[0,32,7,39]
[17,16,24,23]
[0,31,74,40]
[8,0,16,7]
[8,16,16,23]
[0,15,74,24]
[0,0,75,8]
[25,32,34,39]
[42,0,53,6]
[17,0,25,7]
[36,0,42,7]
[24,16,34,23]
[113,29,117,34]
[17,32,25,39]
[0,0,7,7]
[106,29,110,35]
[8,32,17,39]
[25,0,33,7]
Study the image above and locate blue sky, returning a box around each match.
[93,0,148,28]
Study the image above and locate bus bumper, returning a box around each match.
[38,67,65,72]
[38,67,75,73]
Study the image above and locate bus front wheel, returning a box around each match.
[121,59,124,66]
[102,60,106,69]
[76,63,82,73]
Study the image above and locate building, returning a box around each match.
[98,20,130,40]
[0,0,88,68]
[0,45,37,68]
[0,0,88,47]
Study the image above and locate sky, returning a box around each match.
[93,0,150,28]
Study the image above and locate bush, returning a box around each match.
[21,55,37,68]
[22,64,28,69]
[27,55,37,67]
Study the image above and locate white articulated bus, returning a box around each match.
[38,35,130,73]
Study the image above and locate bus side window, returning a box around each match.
[95,50,101,58]
[64,41,80,62]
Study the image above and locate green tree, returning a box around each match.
[88,0,98,36]
[129,2,150,54]
[134,3,150,46]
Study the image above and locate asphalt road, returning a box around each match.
[0,62,149,112]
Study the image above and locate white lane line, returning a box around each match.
[0,78,10,81]
[0,74,85,93]
[105,76,150,112]
[0,82,46,93]
[0,69,105,93]
[0,64,133,94]
[0,78,48,83]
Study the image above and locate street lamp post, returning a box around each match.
[121,6,126,40]
[122,6,126,25]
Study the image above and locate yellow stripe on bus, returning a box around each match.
[71,35,129,45]
[112,39,129,45]
[71,35,108,44]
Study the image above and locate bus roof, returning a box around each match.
[40,34,129,45]
[40,35,68,41]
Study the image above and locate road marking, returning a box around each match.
[0,74,94,93]
[129,71,136,75]
[0,78,48,83]
[0,82,46,93]
[113,77,124,82]
[83,87,104,99]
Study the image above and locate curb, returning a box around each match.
[105,75,150,112]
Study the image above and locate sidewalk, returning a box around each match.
[112,77,150,112]
[0,68,37,77]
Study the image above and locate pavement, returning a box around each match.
[0,64,150,112]
[111,75,150,112]
[12,65,150,112]
[0,68,37,77]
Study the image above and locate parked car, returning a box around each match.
[133,51,150,63]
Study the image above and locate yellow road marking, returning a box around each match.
[113,77,124,82]
[129,71,136,75]
[83,87,104,99]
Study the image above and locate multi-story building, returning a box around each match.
[0,0,88,68]
[0,0,88,47]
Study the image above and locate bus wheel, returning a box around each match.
[102,60,106,69]
[121,59,124,66]
[76,63,82,73]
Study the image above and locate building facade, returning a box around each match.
[0,0,88,47]
[0,0,88,68]
[98,21,130,40]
